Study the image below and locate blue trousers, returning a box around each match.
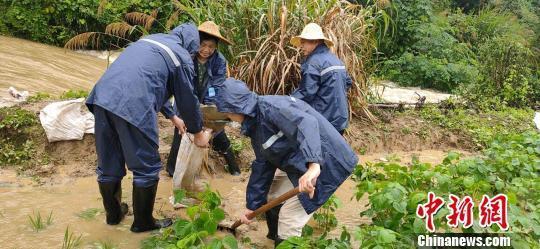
[93,105,161,187]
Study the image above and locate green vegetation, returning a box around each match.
[353,131,540,248]
[277,227,352,248]
[92,240,117,249]
[76,208,103,220]
[27,92,52,102]
[377,0,540,109]
[1,1,539,247]
[62,226,83,249]
[416,105,535,148]
[60,89,89,100]
[0,106,38,130]
[0,0,171,46]
[28,210,53,232]
[229,135,245,156]
[313,194,342,233]
[142,188,238,249]
[0,107,39,166]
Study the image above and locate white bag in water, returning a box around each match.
[39,98,94,142]
[534,112,540,131]
[172,133,208,197]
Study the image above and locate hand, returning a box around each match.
[240,209,255,225]
[171,116,186,134]
[299,163,321,199]
[193,128,212,148]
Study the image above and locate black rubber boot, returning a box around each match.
[98,181,128,225]
[274,238,284,248]
[166,128,181,177]
[265,204,283,241]
[223,147,241,176]
[130,183,173,232]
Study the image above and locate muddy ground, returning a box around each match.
[0,99,476,248]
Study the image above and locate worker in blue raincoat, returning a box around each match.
[215,78,358,246]
[290,23,353,134]
[166,21,241,177]
[86,22,212,233]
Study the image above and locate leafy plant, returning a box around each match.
[143,187,238,249]
[62,226,83,249]
[0,139,36,166]
[353,132,540,248]
[0,107,38,131]
[229,136,245,156]
[28,210,53,232]
[313,194,342,233]
[0,107,41,167]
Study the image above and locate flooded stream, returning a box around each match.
[0,35,107,94]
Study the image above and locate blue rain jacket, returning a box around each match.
[86,23,203,145]
[291,44,353,132]
[193,51,227,104]
[216,78,358,214]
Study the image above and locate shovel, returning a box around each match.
[219,187,301,236]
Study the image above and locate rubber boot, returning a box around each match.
[166,128,181,177]
[222,147,240,176]
[98,181,128,225]
[265,204,283,241]
[274,238,284,248]
[130,183,173,232]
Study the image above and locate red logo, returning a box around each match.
[416,192,445,232]
[417,193,509,232]
[446,194,474,229]
[479,194,509,231]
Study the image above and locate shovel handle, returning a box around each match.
[230,187,301,230]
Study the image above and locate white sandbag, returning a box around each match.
[171,133,208,206]
[39,98,95,142]
[535,112,540,131]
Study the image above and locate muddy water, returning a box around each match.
[0,171,155,248]
[0,150,468,248]
[0,35,107,95]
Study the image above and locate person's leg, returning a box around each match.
[110,113,172,232]
[266,169,294,241]
[93,106,128,225]
[276,195,314,247]
[166,127,181,177]
[213,131,240,175]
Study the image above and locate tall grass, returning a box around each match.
[180,0,384,120]
[65,0,391,120]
